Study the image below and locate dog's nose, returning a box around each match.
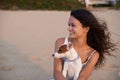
[52,54,54,57]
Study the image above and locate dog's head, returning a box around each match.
[52,44,70,58]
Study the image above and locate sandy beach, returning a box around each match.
[0,9,120,80]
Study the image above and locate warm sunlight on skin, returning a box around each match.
[67,16,89,39]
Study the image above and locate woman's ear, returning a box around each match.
[84,27,90,33]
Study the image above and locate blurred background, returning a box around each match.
[0,0,120,80]
[0,0,120,10]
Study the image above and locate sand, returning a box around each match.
[0,9,120,80]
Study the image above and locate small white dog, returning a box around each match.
[52,43,82,80]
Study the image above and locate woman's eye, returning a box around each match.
[68,23,76,28]
[72,24,75,27]
[68,24,70,26]
[71,24,76,28]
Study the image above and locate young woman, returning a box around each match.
[53,9,116,80]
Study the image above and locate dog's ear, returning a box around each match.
[59,45,67,51]
[58,45,68,53]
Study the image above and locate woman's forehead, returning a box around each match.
[68,16,81,24]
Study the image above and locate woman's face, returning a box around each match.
[67,16,89,39]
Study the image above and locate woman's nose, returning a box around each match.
[67,26,72,31]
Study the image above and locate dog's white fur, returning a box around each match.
[53,43,82,80]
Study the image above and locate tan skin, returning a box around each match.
[53,16,99,80]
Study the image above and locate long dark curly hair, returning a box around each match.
[71,9,116,68]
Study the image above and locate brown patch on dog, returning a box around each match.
[58,45,68,53]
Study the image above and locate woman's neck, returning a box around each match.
[71,37,89,50]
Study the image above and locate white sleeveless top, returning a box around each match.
[63,37,96,67]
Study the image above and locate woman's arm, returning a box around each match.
[78,52,99,80]
[53,38,66,80]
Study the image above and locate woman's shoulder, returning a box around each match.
[55,37,66,51]
[55,37,65,45]
[90,50,100,62]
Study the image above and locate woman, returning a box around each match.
[53,9,116,80]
